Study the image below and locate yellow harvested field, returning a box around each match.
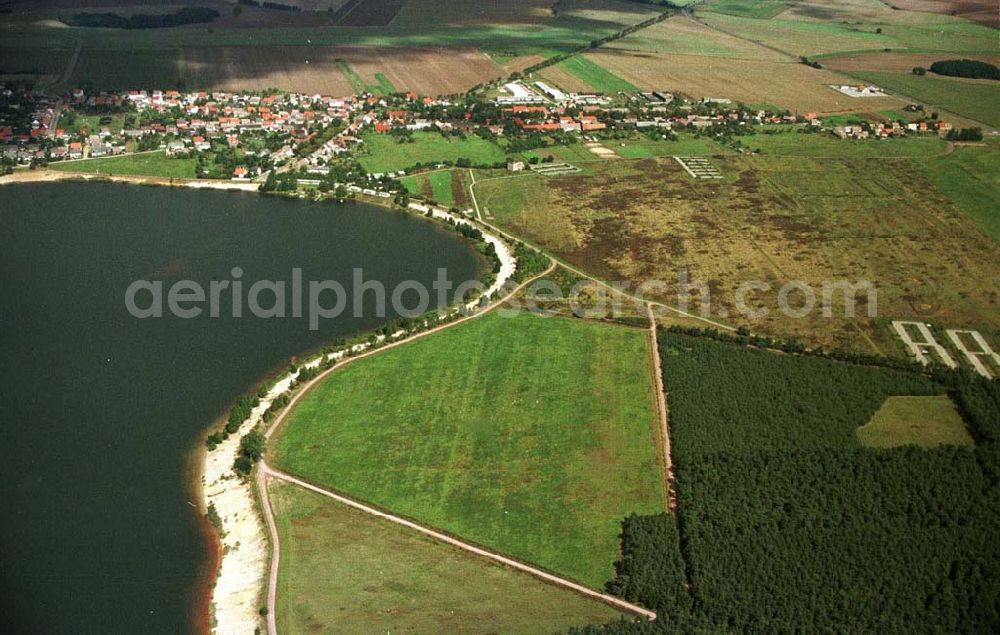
[184,46,502,96]
[585,50,904,112]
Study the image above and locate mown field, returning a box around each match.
[269,480,626,634]
[475,136,1000,352]
[357,132,505,173]
[602,329,1000,632]
[271,311,665,588]
[49,152,197,178]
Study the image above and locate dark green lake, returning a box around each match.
[0,182,481,633]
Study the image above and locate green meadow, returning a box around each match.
[271,311,665,588]
[49,152,197,179]
[358,132,505,173]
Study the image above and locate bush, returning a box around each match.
[948,127,984,141]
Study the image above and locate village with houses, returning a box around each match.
[0,77,968,193]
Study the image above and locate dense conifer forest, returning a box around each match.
[573,330,1000,632]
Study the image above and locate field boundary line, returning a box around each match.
[260,464,657,623]
[646,304,676,512]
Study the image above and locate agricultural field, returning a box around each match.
[2,0,664,94]
[268,480,626,634]
[475,139,1000,352]
[608,330,1000,631]
[846,71,1000,128]
[822,52,1000,75]
[601,14,787,60]
[550,55,638,93]
[67,49,183,92]
[48,152,197,179]
[270,311,665,588]
[0,43,72,85]
[357,131,505,173]
[584,49,903,112]
[856,395,974,448]
[697,11,998,58]
[75,45,500,96]
[399,169,471,207]
[888,0,998,27]
[702,0,792,19]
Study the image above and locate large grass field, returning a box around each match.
[271,311,665,588]
[475,150,1000,353]
[358,132,506,173]
[848,71,1000,129]
[49,152,197,179]
[856,395,974,448]
[269,480,627,633]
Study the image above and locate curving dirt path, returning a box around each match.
[646,303,677,512]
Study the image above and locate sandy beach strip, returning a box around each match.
[203,204,517,634]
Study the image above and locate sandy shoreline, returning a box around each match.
[0,168,261,191]
[201,203,516,634]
